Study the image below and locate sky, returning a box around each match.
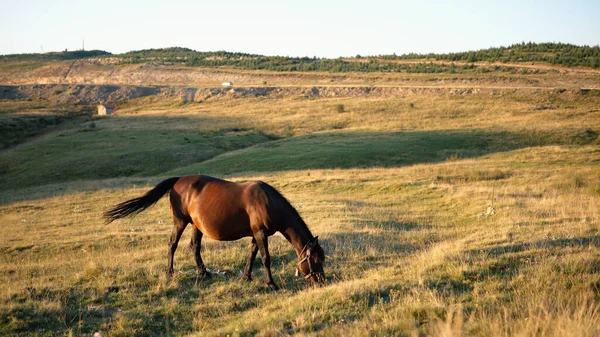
[1,0,599,58]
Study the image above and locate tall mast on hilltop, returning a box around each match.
[82,38,85,51]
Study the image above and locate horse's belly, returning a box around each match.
[194,211,253,241]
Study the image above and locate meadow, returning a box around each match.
[0,71,599,336]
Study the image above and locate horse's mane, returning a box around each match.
[259,182,324,260]
[258,182,309,226]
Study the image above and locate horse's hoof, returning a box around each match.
[245,275,252,282]
[268,282,279,291]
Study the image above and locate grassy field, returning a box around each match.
[0,72,599,336]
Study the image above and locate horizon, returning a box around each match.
[2,41,600,59]
[2,0,599,58]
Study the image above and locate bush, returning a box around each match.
[335,104,345,113]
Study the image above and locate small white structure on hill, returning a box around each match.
[221,81,233,87]
[97,104,114,115]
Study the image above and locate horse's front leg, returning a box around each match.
[189,226,209,277]
[167,217,188,276]
[244,237,259,281]
[254,231,279,290]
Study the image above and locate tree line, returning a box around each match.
[2,42,598,71]
[376,42,600,68]
[0,50,109,61]
[109,43,600,71]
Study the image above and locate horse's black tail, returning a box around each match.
[103,177,180,224]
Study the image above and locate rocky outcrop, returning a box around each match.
[0,84,161,104]
[1,84,586,105]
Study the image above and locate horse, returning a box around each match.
[103,175,325,290]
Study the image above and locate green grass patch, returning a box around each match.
[0,118,271,190]
[171,129,596,176]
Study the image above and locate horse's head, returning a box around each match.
[297,236,325,284]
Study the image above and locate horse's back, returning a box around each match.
[171,175,274,240]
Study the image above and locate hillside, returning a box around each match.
[1,43,599,97]
[0,48,599,336]
[1,43,599,81]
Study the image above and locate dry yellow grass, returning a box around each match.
[0,75,599,336]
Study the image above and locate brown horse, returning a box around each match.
[104,175,325,290]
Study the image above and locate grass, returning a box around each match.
[0,114,272,191]
[0,69,599,336]
[0,100,93,149]
[171,128,597,177]
[0,59,48,75]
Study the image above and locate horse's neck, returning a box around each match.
[283,221,312,257]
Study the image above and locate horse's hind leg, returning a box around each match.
[167,216,188,276]
[254,231,279,290]
[243,238,259,281]
[189,226,209,277]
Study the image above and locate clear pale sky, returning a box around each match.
[1,0,598,58]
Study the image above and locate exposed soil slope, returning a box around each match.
[2,59,599,89]
[2,84,598,105]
